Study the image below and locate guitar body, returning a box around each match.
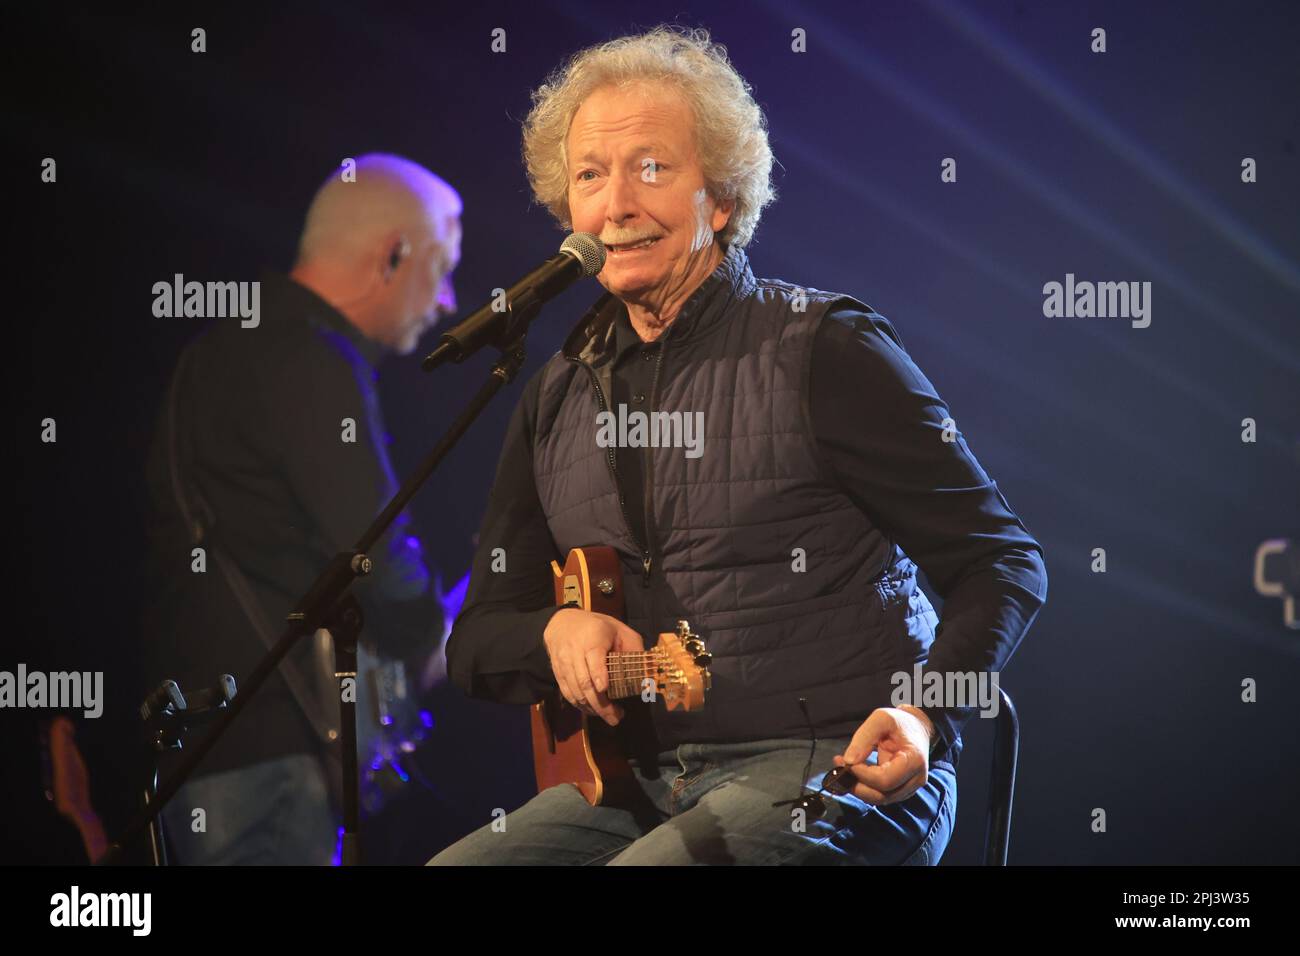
[40,716,109,864]
[531,546,711,807]
[317,566,471,817]
[355,643,434,815]
[530,547,631,806]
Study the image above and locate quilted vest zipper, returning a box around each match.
[641,342,668,589]
[566,356,653,585]
[565,305,686,590]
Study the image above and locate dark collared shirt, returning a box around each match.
[447,260,1048,756]
[141,272,442,775]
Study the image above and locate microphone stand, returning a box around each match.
[102,298,546,866]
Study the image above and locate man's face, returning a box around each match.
[566,84,732,309]
[384,215,461,355]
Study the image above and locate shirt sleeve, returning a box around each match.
[443,366,564,704]
[809,308,1049,754]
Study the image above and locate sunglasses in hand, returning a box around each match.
[771,697,871,823]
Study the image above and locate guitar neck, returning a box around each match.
[605,651,659,700]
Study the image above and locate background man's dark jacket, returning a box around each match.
[140,272,443,777]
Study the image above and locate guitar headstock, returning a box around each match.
[651,620,712,712]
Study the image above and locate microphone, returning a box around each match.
[422,232,606,371]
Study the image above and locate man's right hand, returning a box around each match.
[542,607,645,725]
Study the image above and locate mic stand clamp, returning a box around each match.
[138,675,236,865]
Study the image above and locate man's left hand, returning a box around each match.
[417,645,448,693]
[832,705,934,806]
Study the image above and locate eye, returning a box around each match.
[577,169,597,182]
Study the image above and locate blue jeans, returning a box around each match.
[160,754,338,865]
[428,737,956,866]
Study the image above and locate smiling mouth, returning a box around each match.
[605,237,661,255]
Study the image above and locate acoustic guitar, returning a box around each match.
[531,546,712,806]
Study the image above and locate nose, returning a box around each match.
[437,275,457,316]
[604,167,640,230]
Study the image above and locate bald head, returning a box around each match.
[291,154,462,355]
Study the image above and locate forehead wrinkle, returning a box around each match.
[573,140,675,165]
[568,95,688,154]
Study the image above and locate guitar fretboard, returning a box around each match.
[605,652,662,700]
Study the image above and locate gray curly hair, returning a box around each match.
[521,25,776,249]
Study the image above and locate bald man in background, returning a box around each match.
[141,154,461,865]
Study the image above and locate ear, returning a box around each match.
[711,196,736,234]
[379,230,407,280]
[391,238,413,273]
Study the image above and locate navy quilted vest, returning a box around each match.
[532,245,959,770]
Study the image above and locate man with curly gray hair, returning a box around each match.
[521,25,774,337]
[432,26,1048,866]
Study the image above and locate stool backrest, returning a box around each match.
[982,687,1020,866]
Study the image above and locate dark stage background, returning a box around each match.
[8,1,1299,865]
